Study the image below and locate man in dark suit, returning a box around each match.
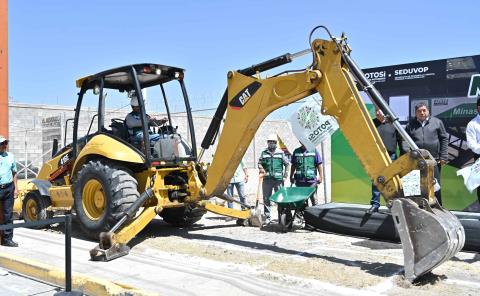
[402,102,448,205]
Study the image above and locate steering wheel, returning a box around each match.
[110,118,125,127]
[149,118,168,134]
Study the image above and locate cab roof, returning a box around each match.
[75,63,185,91]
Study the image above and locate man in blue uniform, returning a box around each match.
[0,135,18,247]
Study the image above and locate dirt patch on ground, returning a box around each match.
[132,212,479,295]
[144,236,383,288]
[42,209,480,295]
[389,274,477,296]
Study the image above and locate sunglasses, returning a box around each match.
[0,141,8,146]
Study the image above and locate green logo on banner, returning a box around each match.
[468,74,480,98]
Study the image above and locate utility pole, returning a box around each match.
[0,0,7,137]
[0,0,5,245]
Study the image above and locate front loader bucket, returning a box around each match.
[391,198,465,282]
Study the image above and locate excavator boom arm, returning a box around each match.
[204,38,406,201]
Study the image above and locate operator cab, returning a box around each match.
[74,63,197,165]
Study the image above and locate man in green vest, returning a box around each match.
[289,142,323,206]
[258,133,290,224]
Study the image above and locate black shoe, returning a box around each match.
[366,206,379,214]
[2,240,18,247]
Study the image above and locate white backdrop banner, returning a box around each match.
[289,97,339,150]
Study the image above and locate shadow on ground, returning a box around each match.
[351,238,401,250]
[451,252,480,264]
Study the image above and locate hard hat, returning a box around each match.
[130,96,139,107]
[267,133,277,142]
[0,135,8,144]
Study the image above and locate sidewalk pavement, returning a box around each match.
[0,267,61,295]
[0,228,155,296]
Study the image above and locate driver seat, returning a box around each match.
[110,119,129,141]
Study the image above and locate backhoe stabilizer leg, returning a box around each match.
[391,198,465,282]
[89,232,131,262]
[89,188,158,261]
[89,206,159,261]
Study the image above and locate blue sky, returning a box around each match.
[7,0,479,116]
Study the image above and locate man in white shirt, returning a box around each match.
[226,160,248,210]
[466,97,480,204]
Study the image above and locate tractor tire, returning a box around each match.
[22,191,52,228]
[160,204,206,227]
[74,160,139,239]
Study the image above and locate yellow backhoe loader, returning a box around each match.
[23,26,464,282]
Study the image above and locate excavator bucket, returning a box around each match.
[391,198,465,282]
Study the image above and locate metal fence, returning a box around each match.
[0,215,82,295]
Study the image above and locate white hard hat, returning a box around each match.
[267,133,277,142]
[130,96,139,107]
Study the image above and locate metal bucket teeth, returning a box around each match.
[391,198,465,282]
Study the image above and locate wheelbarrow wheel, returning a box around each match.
[279,207,293,233]
[280,212,288,233]
[288,213,294,230]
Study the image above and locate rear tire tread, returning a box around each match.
[160,204,206,227]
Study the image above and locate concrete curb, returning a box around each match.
[0,252,158,296]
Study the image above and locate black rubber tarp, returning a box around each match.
[304,203,480,252]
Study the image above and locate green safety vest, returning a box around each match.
[293,148,317,181]
[260,150,284,180]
